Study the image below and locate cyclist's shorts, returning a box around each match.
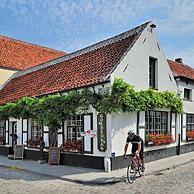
[131,143,144,160]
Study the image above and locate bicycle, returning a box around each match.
[126,152,144,183]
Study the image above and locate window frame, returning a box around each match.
[184,88,192,101]
[149,57,158,89]
[31,120,43,141]
[66,115,84,142]
[186,114,194,141]
[145,110,169,135]
[0,120,6,145]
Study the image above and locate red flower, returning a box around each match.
[146,132,174,146]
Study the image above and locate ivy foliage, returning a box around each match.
[0,78,183,122]
[97,78,183,113]
[0,78,183,146]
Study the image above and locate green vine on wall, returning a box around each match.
[0,78,183,122]
[0,78,183,146]
[97,78,183,113]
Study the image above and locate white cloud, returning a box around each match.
[1,0,194,55]
[168,47,194,67]
[2,0,194,35]
[154,0,194,35]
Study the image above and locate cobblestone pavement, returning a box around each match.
[1,161,194,194]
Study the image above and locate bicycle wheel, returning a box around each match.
[127,164,136,183]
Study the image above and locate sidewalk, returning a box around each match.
[0,152,194,185]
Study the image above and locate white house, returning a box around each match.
[0,21,193,171]
[168,59,194,150]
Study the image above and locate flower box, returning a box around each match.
[27,139,40,148]
[146,132,174,146]
[186,130,194,140]
[61,140,83,153]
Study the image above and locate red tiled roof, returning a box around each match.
[0,35,66,70]
[0,22,149,105]
[168,59,194,80]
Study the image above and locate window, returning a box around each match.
[67,115,83,142]
[31,120,43,140]
[186,114,194,140]
[145,111,168,135]
[0,121,5,145]
[149,57,157,89]
[184,88,192,100]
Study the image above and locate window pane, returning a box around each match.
[149,58,157,89]
[31,120,43,140]
[184,88,191,100]
[145,111,168,135]
[66,115,84,143]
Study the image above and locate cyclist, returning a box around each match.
[124,130,145,172]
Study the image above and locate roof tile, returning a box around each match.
[0,22,149,104]
[168,59,194,80]
[0,36,65,70]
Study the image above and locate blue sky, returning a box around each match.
[1,0,194,66]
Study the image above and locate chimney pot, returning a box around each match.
[175,58,183,63]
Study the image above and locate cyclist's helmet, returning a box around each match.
[128,130,135,139]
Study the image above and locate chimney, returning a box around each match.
[175,58,183,63]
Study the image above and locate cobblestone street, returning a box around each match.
[1,161,194,194]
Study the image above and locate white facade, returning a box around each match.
[109,23,180,158]
[111,23,178,93]
[175,78,194,143]
[111,112,137,156]
[176,79,194,113]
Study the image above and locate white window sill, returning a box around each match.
[145,143,176,152]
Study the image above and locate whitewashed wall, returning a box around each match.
[111,112,137,156]
[83,114,93,153]
[17,119,22,145]
[138,111,146,142]
[182,113,187,142]
[5,120,9,144]
[177,79,194,114]
[176,79,194,143]
[22,119,28,145]
[111,22,178,93]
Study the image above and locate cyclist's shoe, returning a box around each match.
[141,166,145,172]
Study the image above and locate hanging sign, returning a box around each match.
[97,113,107,152]
[81,130,97,137]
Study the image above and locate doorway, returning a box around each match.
[12,122,17,145]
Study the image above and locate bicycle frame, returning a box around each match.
[127,153,143,183]
[131,155,141,170]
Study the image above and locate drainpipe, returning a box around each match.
[176,113,181,155]
[177,133,181,155]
